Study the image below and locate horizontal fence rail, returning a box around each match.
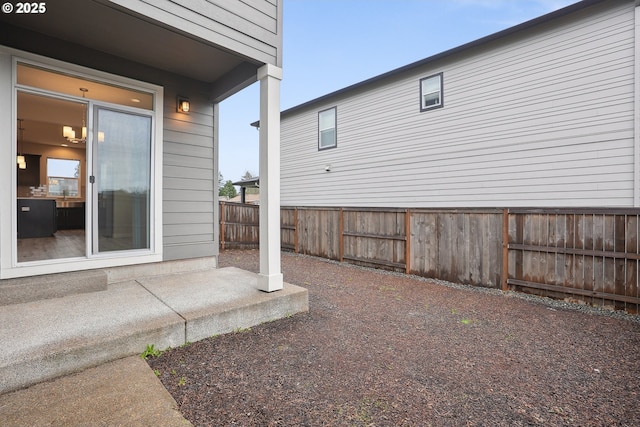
[220,203,640,314]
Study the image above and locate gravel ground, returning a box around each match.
[149,249,640,427]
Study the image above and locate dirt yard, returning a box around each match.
[148,249,640,426]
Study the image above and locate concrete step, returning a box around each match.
[0,267,308,394]
[0,270,108,306]
[137,267,308,343]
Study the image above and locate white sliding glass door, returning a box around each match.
[9,59,161,277]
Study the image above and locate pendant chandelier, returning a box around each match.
[62,87,88,144]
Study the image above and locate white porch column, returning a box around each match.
[257,64,284,292]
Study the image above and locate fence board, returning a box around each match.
[469,214,481,284]
[490,213,504,286]
[281,207,297,251]
[626,216,639,313]
[583,214,595,306]
[565,214,575,289]
[410,212,437,277]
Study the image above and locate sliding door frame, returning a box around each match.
[1,49,163,279]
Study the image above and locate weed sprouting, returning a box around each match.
[140,344,162,359]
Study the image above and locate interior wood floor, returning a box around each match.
[17,230,85,262]
[17,230,143,262]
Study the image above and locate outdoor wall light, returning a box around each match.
[177,96,190,113]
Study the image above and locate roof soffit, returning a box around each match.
[0,0,256,84]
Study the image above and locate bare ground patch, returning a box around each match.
[149,249,640,426]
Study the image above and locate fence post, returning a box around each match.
[339,208,344,262]
[502,208,508,291]
[294,207,299,253]
[220,201,226,251]
[405,209,411,274]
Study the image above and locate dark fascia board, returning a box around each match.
[279,0,609,118]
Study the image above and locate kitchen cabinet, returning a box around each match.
[17,154,41,187]
[56,204,85,230]
[17,199,56,238]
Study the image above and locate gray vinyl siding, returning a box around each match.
[281,0,635,208]
[162,87,216,261]
[112,0,281,66]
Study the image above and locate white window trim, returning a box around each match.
[0,47,163,279]
[318,106,337,150]
[419,72,443,112]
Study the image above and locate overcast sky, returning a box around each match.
[218,0,579,184]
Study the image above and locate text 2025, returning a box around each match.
[16,2,46,13]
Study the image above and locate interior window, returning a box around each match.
[47,158,80,198]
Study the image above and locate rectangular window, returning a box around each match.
[47,158,80,198]
[420,73,443,111]
[318,107,337,150]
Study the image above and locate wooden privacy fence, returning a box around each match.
[219,202,259,249]
[220,203,640,313]
[506,208,639,313]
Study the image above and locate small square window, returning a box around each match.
[318,107,337,150]
[420,73,443,112]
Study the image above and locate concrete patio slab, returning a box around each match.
[0,281,185,395]
[0,266,308,395]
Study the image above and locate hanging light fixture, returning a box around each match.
[63,88,88,143]
[16,118,26,169]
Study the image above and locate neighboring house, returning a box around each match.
[280,0,639,208]
[232,176,260,204]
[1,0,284,291]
